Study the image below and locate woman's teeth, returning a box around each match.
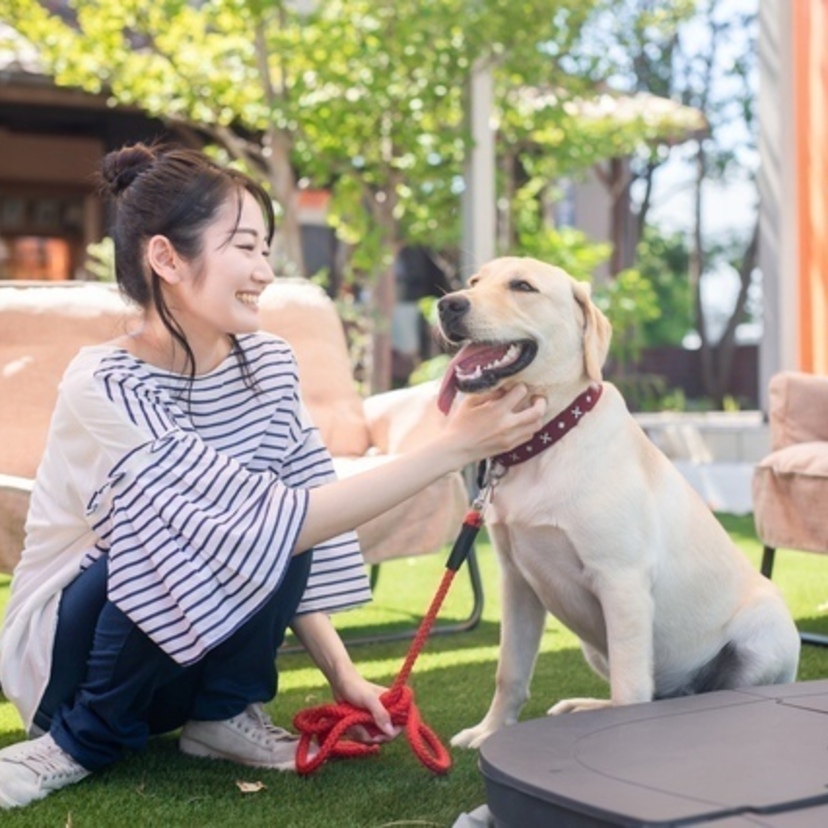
[236,292,259,307]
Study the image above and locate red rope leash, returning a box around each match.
[293,506,485,776]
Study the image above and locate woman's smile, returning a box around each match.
[236,291,261,308]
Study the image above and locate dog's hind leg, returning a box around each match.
[451,527,547,749]
[721,592,800,689]
[551,570,657,714]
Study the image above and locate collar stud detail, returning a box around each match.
[492,383,603,469]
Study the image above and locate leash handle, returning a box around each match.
[446,470,497,571]
[445,510,483,571]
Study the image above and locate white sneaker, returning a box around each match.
[0,734,90,809]
[179,704,301,771]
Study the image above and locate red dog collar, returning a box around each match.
[491,384,603,469]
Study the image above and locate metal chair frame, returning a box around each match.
[761,545,828,648]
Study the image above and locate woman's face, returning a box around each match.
[166,189,275,340]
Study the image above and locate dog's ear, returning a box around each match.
[572,280,612,381]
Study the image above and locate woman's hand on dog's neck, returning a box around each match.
[294,384,545,552]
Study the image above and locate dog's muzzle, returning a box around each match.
[437,294,471,342]
[435,290,538,414]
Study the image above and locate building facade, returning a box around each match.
[758,0,828,402]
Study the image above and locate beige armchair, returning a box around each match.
[752,370,828,646]
[0,279,477,642]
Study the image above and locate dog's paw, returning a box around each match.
[451,723,499,750]
[548,697,612,715]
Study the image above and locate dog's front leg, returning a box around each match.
[452,532,547,749]
[550,571,655,714]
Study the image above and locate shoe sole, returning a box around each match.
[178,737,297,772]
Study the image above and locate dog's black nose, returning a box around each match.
[438,294,470,327]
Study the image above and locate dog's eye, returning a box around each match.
[509,279,537,293]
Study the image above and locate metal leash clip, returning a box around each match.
[475,458,506,509]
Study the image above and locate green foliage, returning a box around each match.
[82,236,116,282]
[593,267,660,368]
[634,225,694,346]
[408,354,450,386]
[516,223,611,283]
[657,387,689,412]
[4,0,705,283]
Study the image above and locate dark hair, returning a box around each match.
[98,142,275,389]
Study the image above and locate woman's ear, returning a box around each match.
[146,235,181,284]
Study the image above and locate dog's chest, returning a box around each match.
[486,460,575,525]
[486,475,606,645]
[488,514,603,633]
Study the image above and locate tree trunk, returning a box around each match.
[370,260,396,393]
[368,192,400,393]
[262,135,306,277]
[707,218,759,405]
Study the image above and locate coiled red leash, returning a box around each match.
[294,485,492,775]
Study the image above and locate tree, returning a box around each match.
[635,225,693,347]
[675,0,760,408]
[543,0,704,274]
[3,0,701,390]
[569,0,760,407]
[0,0,594,387]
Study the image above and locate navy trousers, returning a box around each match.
[35,551,312,771]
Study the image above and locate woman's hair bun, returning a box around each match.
[100,143,156,197]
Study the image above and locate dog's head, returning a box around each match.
[436,257,612,413]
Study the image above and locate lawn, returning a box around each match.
[1,514,827,827]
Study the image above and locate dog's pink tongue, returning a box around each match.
[437,360,461,415]
[437,342,510,415]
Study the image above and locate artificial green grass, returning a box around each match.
[1,516,827,827]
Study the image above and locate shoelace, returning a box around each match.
[243,705,298,744]
[16,741,83,781]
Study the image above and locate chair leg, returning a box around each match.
[341,547,485,647]
[760,545,828,647]
[798,632,828,647]
[760,546,776,578]
[292,546,484,651]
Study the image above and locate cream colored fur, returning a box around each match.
[439,257,800,750]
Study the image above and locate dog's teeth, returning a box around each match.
[455,343,523,381]
[456,364,483,381]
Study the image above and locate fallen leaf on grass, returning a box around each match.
[236,780,266,794]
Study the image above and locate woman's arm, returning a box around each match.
[291,611,396,738]
[293,384,544,553]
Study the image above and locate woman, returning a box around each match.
[0,142,544,810]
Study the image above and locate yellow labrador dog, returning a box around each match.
[436,256,800,750]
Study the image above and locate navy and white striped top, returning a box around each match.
[1,331,374,726]
[71,333,370,665]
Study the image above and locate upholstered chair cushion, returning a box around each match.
[257,280,372,459]
[753,371,828,555]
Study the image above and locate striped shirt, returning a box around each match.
[0,333,371,695]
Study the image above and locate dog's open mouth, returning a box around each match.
[437,339,537,414]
